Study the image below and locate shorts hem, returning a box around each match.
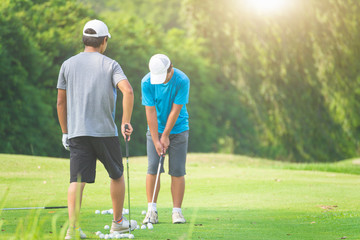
[109,172,123,180]
[70,180,95,184]
[168,172,186,177]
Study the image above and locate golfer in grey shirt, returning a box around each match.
[57,19,135,239]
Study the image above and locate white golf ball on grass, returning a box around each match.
[102,210,109,215]
[147,223,153,229]
[95,210,101,214]
[141,210,146,215]
[122,208,129,215]
[140,224,146,230]
[104,224,110,230]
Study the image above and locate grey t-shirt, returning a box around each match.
[57,52,127,139]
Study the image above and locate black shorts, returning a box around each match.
[68,136,123,183]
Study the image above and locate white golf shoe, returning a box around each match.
[64,227,86,239]
[143,210,158,224]
[110,217,137,234]
[172,212,186,224]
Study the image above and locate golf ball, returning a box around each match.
[141,210,146,215]
[109,233,115,238]
[108,209,114,214]
[128,234,134,239]
[147,223,153,229]
[95,210,101,214]
[131,220,138,229]
[141,224,146,230]
[104,234,109,239]
[96,231,102,236]
[99,233,105,239]
[104,224,110,230]
[136,225,140,230]
[102,210,109,215]
[123,208,129,214]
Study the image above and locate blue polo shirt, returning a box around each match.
[141,68,190,134]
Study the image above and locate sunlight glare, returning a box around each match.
[246,0,289,13]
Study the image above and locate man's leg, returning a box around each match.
[67,182,86,227]
[168,131,188,223]
[146,173,161,204]
[110,175,137,233]
[111,175,125,221]
[171,175,186,223]
[171,176,185,208]
[143,131,165,224]
[143,173,161,224]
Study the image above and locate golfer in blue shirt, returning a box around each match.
[141,54,190,224]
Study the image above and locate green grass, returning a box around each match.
[1,153,360,239]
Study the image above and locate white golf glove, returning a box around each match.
[62,134,70,151]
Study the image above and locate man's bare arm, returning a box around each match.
[160,103,183,152]
[146,106,164,156]
[57,89,67,133]
[117,79,134,140]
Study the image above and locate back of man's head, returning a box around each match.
[82,28,106,48]
[82,19,111,48]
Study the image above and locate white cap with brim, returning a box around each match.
[83,19,111,38]
[149,54,171,84]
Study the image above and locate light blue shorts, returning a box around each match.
[146,130,189,177]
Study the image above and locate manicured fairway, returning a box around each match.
[1,153,360,239]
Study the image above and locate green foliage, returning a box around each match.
[0,3,60,156]
[0,0,93,157]
[78,0,183,30]
[182,0,360,161]
[1,0,359,161]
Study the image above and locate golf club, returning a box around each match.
[124,124,131,234]
[2,206,67,211]
[148,154,164,228]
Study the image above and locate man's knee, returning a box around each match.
[111,175,124,182]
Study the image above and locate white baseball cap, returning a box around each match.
[83,19,111,38]
[149,54,171,84]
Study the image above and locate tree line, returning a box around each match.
[1,0,359,162]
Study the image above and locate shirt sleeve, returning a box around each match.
[174,77,190,105]
[57,62,67,90]
[141,75,155,106]
[112,61,127,87]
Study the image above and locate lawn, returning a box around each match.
[1,153,360,240]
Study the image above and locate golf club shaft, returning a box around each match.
[148,154,163,225]
[2,206,67,210]
[124,124,131,233]
[151,154,163,205]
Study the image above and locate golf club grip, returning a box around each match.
[124,124,129,157]
[44,206,68,209]
[124,124,129,141]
